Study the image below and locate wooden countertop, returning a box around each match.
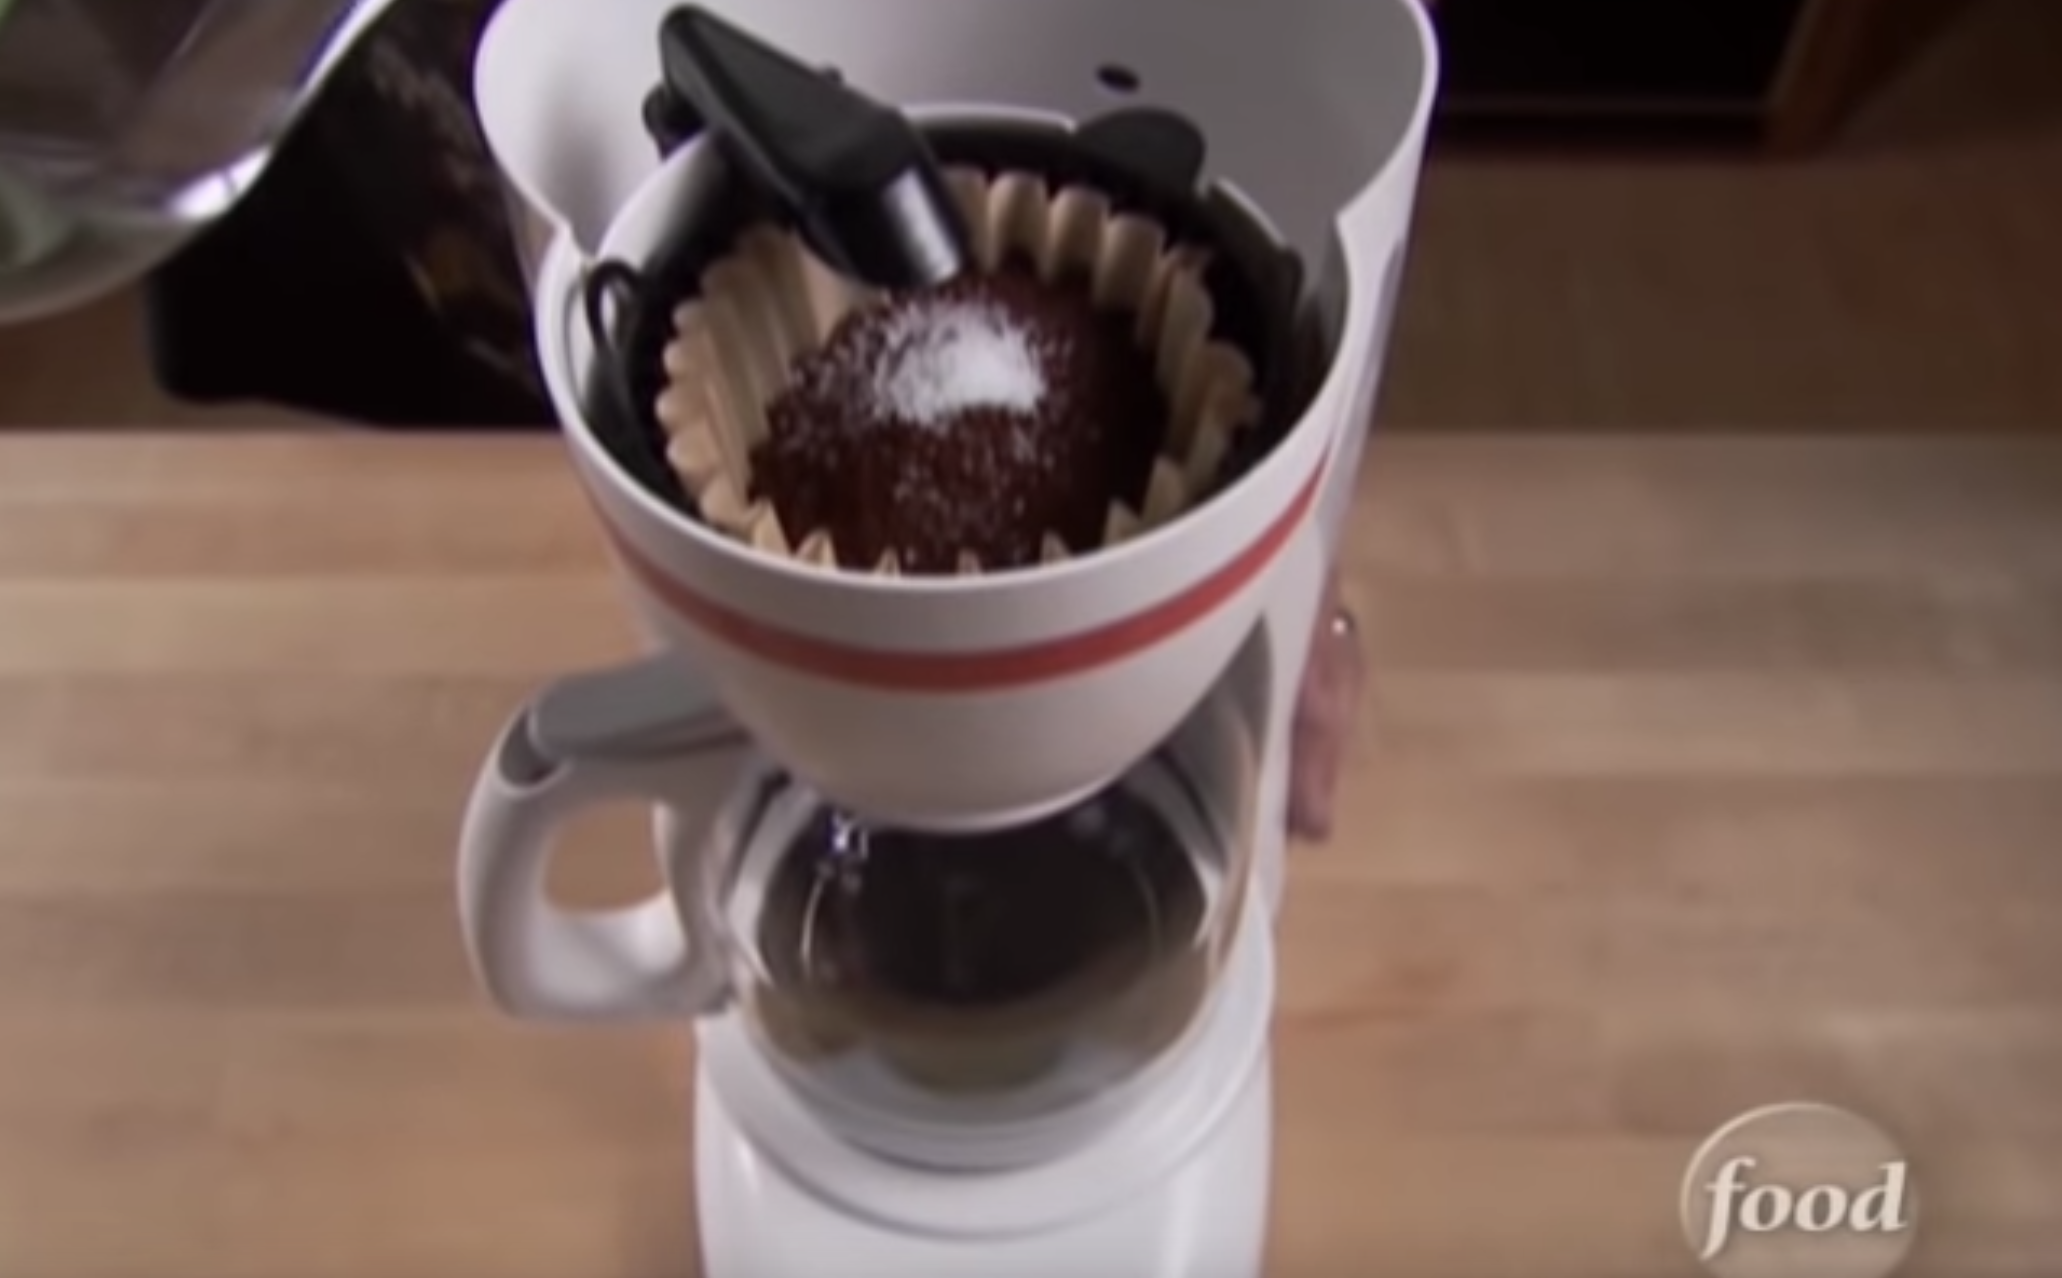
[0,433,2057,1277]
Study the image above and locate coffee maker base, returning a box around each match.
[693,1052,1271,1278]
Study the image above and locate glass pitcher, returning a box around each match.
[458,651,1261,1150]
[0,0,387,276]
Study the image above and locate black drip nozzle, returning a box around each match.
[658,6,973,291]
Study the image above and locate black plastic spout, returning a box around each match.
[658,6,972,290]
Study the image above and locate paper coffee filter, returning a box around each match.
[652,168,1264,574]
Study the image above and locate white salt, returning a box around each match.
[870,300,1046,428]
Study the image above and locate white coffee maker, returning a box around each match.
[457,2,1436,1275]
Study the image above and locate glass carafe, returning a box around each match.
[0,0,379,270]
[719,757,1239,1124]
[459,652,1259,1134]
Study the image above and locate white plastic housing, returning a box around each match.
[474,0,1435,826]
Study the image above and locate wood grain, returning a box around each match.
[0,433,2056,1277]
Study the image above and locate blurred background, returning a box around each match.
[0,0,2057,434]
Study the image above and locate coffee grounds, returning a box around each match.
[750,266,1168,573]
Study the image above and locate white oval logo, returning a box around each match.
[1680,1102,1917,1278]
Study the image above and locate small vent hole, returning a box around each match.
[1095,64,1141,95]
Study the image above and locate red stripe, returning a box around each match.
[598,459,1325,692]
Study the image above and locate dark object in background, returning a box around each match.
[1437,0,1803,117]
[1430,0,1970,151]
[144,0,554,428]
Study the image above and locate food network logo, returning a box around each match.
[1680,1102,1917,1278]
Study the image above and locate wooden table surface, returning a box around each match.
[0,432,2058,1278]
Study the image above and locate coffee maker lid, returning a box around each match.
[475,0,1439,269]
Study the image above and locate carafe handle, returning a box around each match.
[457,654,748,1021]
